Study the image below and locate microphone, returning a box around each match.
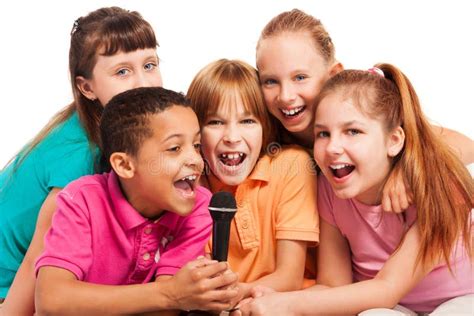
[209,191,237,262]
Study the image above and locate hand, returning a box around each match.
[382,165,413,213]
[232,292,293,316]
[248,285,275,298]
[162,257,239,311]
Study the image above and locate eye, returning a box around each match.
[315,131,330,138]
[263,78,277,86]
[347,129,361,136]
[144,62,156,71]
[241,118,256,124]
[193,143,202,151]
[206,120,224,126]
[116,68,130,76]
[295,74,307,81]
[167,146,181,152]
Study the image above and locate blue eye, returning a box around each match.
[116,68,129,76]
[144,63,156,71]
[295,74,306,81]
[316,131,329,138]
[347,129,361,136]
[263,78,277,86]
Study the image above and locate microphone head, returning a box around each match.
[209,191,237,209]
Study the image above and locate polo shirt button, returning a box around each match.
[144,227,152,234]
[242,220,249,229]
[143,252,151,260]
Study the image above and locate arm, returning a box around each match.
[238,239,307,300]
[431,125,474,164]
[35,258,238,315]
[1,188,61,316]
[239,223,433,316]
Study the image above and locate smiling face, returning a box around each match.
[201,94,263,187]
[129,106,204,218]
[257,31,332,139]
[313,92,397,205]
[79,48,163,106]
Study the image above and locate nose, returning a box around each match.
[326,135,344,155]
[223,123,242,144]
[185,146,204,169]
[278,82,296,104]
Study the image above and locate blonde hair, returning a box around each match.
[187,59,276,154]
[258,8,335,64]
[316,64,473,270]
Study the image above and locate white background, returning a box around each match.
[1,0,472,166]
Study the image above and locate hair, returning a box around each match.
[187,59,276,155]
[257,8,335,64]
[316,63,473,270]
[101,87,190,164]
[4,7,158,171]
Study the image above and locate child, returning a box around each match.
[187,59,319,308]
[237,64,473,315]
[34,87,238,315]
[0,7,163,314]
[256,8,474,212]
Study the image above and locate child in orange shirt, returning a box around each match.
[187,59,319,309]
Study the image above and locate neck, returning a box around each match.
[119,177,164,219]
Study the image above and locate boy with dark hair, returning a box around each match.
[35,87,238,315]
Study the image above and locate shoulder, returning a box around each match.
[269,145,315,179]
[59,173,108,202]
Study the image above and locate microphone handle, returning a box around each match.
[212,219,232,262]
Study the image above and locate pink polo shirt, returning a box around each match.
[36,172,212,284]
[318,175,473,313]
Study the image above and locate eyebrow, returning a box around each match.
[314,120,365,128]
[163,131,200,142]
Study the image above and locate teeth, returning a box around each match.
[220,152,244,159]
[281,106,304,116]
[181,175,197,181]
[330,164,351,170]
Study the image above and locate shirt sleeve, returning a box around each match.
[155,187,212,276]
[317,175,337,227]
[35,189,93,280]
[274,149,319,244]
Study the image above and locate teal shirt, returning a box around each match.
[0,112,100,298]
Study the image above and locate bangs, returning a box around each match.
[97,16,158,55]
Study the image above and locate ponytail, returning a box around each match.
[378,63,472,270]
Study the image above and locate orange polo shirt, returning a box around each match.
[206,145,319,283]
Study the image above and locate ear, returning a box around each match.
[329,61,344,77]
[76,76,97,101]
[109,152,136,179]
[387,126,405,157]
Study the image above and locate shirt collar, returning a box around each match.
[206,154,271,192]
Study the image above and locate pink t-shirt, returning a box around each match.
[36,172,212,284]
[318,175,473,312]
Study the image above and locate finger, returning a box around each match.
[381,193,393,213]
[390,191,402,213]
[188,256,218,269]
[192,262,234,282]
[398,189,410,210]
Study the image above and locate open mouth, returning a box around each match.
[330,163,355,179]
[218,152,246,167]
[174,174,198,196]
[280,105,306,118]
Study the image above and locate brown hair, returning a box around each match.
[258,8,335,64]
[316,64,473,270]
[100,87,189,164]
[5,7,158,171]
[187,59,276,154]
